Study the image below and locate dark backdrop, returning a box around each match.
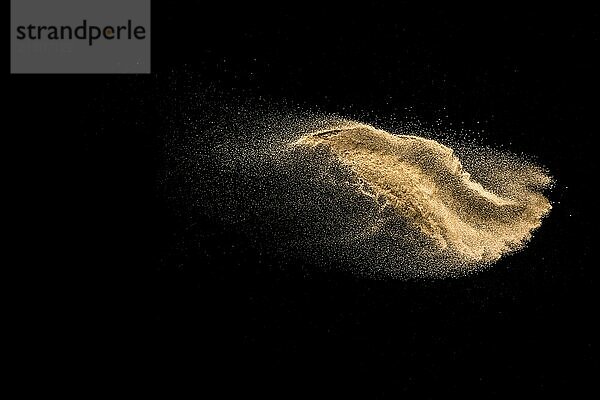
[11,2,597,397]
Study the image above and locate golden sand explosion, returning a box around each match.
[293,123,552,262]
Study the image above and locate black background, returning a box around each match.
[11,2,597,397]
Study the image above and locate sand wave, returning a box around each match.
[293,123,552,262]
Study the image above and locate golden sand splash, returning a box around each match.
[293,123,552,262]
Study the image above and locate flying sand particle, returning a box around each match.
[171,108,553,279]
